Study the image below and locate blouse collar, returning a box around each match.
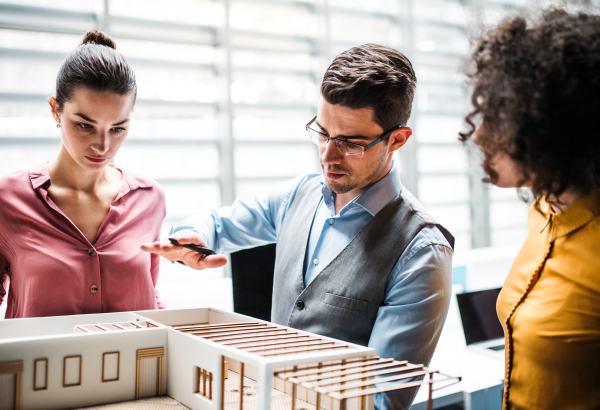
[28,163,152,200]
[537,187,600,241]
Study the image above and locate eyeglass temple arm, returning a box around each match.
[363,125,405,150]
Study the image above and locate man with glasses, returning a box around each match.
[142,43,453,409]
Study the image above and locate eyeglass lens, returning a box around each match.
[307,127,363,157]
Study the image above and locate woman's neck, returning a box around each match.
[547,188,584,213]
[47,146,114,193]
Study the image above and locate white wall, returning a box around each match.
[166,329,225,410]
[0,312,136,340]
[0,328,168,410]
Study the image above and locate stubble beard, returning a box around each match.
[321,150,389,195]
[322,164,354,194]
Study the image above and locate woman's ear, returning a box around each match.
[48,96,60,123]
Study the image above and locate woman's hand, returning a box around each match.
[140,231,227,270]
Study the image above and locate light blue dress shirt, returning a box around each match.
[172,163,453,409]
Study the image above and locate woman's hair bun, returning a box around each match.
[81,29,116,50]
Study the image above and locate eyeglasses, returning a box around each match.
[306,116,403,158]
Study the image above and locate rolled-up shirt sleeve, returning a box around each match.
[170,174,318,254]
[369,227,453,410]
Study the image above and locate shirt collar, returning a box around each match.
[28,162,151,194]
[537,187,600,241]
[320,161,403,216]
[29,163,50,189]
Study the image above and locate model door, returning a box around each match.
[139,358,158,398]
[135,348,164,399]
[0,361,23,410]
[0,373,16,410]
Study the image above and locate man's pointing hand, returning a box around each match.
[141,231,227,270]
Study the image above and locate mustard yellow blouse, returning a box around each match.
[497,188,600,410]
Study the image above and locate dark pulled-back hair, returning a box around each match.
[321,43,416,131]
[54,29,137,110]
[461,9,600,199]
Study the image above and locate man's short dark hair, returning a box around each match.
[320,43,417,131]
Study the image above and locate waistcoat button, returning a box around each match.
[89,284,98,293]
[87,248,96,256]
[296,300,305,310]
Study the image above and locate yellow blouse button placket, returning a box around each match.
[502,214,554,409]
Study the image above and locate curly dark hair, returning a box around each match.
[460,9,600,200]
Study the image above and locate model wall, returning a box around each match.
[0,312,136,341]
[0,328,168,410]
[133,307,258,327]
[166,329,225,410]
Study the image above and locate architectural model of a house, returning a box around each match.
[0,308,460,410]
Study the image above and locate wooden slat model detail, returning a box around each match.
[274,357,461,410]
[76,320,165,333]
[175,322,353,358]
[175,321,460,410]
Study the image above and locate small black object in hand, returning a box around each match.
[169,237,216,256]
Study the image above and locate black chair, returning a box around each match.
[230,244,276,321]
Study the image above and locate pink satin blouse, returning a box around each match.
[0,163,166,318]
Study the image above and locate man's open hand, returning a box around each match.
[140,231,228,270]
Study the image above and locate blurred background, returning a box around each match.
[0,0,589,314]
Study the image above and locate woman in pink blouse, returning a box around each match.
[0,30,166,318]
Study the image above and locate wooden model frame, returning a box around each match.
[135,347,164,399]
[63,355,82,387]
[102,352,120,383]
[195,366,213,400]
[33,358,48,391]
[0,360,23,410]
[273,357,461,410]
[0,307,460,410]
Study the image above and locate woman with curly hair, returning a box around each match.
[461,9,600,410]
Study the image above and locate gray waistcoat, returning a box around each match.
[271,178,454,346]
